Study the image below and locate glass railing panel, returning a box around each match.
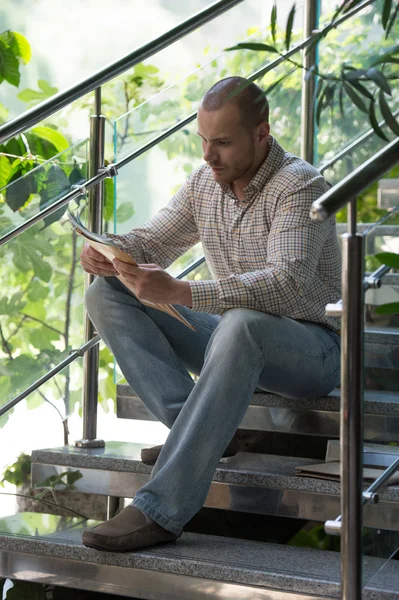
[316,2,399,179]
[113,4,305,163]
[336,199,399,391]
[0,197,87,419]
[0,351,115,526]
[0,138,88,241]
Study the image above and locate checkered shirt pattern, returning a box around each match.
[108,135,342,332]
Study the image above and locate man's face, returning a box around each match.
[197,104,257,185]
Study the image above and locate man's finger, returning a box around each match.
[113,260,140,275]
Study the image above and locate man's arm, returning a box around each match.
[80,175,200,279]
[105,175,200,269]
[188,179,332,315]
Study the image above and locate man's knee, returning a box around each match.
[208,308,265,355]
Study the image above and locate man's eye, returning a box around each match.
[219,141,229,145]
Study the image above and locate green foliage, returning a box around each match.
[34,469,83,500]
[375,252,399,315]
[0,30,30,88]
[289,523,340,551]
[18,79,58,107]
[227,1,399,139]
[0,453,31,487]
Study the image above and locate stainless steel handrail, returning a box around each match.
[0,0,377,249]
[0,112,196,247]
[325,456,399,535]
[319,109,399,175]
[311,137,399,221]
[0,0,245,144]
[0,335,100,418]
[0,0,373,148]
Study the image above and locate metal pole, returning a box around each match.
[76,88,105,448]
[340,196,364,600]
[300,0,319,164]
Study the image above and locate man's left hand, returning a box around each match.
[113,259,192,306]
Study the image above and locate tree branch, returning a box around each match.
[20,313,65,337]
[0,323,13,359]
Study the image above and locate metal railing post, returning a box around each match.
[340,196,365,600]
[76,87,105,449]
[300,0,319,164]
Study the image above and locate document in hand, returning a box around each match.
[67,210,195,331]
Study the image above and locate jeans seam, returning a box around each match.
[132,497,182,535]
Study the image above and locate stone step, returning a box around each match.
[31,444,399,531]
[116,386,399,442]
[0,513,398,600]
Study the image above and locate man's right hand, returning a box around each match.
[80,243,118,276]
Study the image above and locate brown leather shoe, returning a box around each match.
[82,505,179,552]
[141,432,241,466]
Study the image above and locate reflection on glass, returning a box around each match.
[316,3,399,181]
[0,209,86,416]
[0,138,88,241]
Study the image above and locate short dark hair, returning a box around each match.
[200,77,269,128]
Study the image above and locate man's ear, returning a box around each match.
[258,122,270,143]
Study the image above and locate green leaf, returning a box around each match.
[116,202,134,223]
[29,327,60,350]
[264,69,296,96]
[369,100,389,142]
[30,126,69,153]
[271,3,277,43]
[5,31,31,64]
[375,252,399,269]
[0,155,11,189]
[375,302,399,315]
[379,90,399,136]
[66,470,83,486]
[386,2,399,38]
[285,4,296,51]
[18,80,58,106]
[29,253,52,282]
[5,172,36,211]
[343,82,368,113]
[350,80,374,101]
[316,85,327,127]
[368,44,399,67]
[38,78,56,94]
[225,42,279,53]
[382,0,392,29]
[366,67,391,96]
[0,293,26,316]
[0,101,9,124]
[0,39,20,87]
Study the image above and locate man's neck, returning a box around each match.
[231,146,270,201]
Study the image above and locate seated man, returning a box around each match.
[81,76,341,552]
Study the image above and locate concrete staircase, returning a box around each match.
[0,278,398,598]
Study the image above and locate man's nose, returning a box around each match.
[203,144,217,163]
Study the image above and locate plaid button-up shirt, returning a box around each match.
[110,136,342,332]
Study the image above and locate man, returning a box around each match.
[81,76,341,552]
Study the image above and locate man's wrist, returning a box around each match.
[174,280,192,307]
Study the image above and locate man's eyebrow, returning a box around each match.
[197,132,231,141]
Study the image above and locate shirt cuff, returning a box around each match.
[189,279,221,314]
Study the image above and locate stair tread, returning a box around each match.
[0,513,398,598]
[118,385,399,415]
[31,445,399,501]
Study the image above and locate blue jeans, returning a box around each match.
[85,276,340,536]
